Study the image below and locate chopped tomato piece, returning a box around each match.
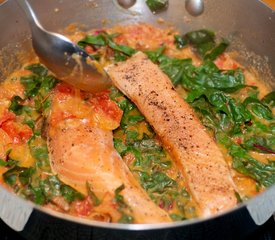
[85,45,95,54]
[72,197,92,217]
[1,121,21,144]
[234,137,243,145]
[55,83,73,94]
[18,125,33,142]
[0,111,16,126]
[1,121,32,144]
[94,29,105,35]
[232,63,238,69]
[90,91,123,125]
[214,54,226,69]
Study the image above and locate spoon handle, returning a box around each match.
[15,0,41,27]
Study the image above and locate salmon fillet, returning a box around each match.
[47,86,171,223]
[106,52,237,216]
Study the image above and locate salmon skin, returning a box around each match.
[47,85,171,223]
[106,52,237,216]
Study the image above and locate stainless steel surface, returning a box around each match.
[116,0,137,9]
[0,0,275,232]
[15,0,111,92]
[185,0,204,16]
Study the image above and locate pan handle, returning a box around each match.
[0,186,33,231]
[247,185,275,225]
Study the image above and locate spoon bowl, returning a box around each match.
[16,0,111,92]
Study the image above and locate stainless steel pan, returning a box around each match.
[0,0,274,239]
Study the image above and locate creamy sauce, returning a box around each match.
[0,23,274,223]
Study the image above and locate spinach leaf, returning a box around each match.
[158,55,193,86]
[3,166,34,186]
[78,32,136,61]
[138,171,176,193]
[184,29,215,57]
[145,45,166,63]
[174,35,187,49]
[28,135,51,171]
[128,115,145,124]
[114,184,134,223]
[187,90,251,126]
[145,48,246,91]
[39,175,84,203]
[61,185,84,203]
[86,182,101,206]
[242,136,275,154]
[146,0,168,12]
[262,91,275,107]
[185,29,215,45]
[244,97,274,120]
[230,144,275,187]
[21,64,57,99]
[26,64,48,76]
[204,40,229,61]
[0,159,17,167]
[180,29,228,60]
[118,214,134,224]
[78,34,106,47]
[187,62,245,91]
[107,40,136,56]
[9,96,24,115]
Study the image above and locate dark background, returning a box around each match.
[0,216,274,240]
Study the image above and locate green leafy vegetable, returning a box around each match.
[21,64,57,99]
[28,135,51,171]
[118,214,134,223]
[174,35,187,49]
[138,171,176,193]
[114,184,134,223]
[177,29,228,60]
[3,166,34,186]
[230,145,275,187]
[262,91,275,107]
[185,29,215,45]
[244,97,274,120]
[204,40,229,61]
[0,159,18,167]
[87,182,101,206]
[146,0,168,12]
[78,32,136,62]
[145,45,166,63]
[9,96,24,115]
[26,64,48,77]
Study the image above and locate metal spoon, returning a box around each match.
[15,0,111,92]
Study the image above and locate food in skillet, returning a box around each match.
[0,23,274,223]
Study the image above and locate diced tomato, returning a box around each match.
[18,125,33,142]
[72,197,92,217]
[214,54,226,69]
[90,91,123,124]
[94,29,105,35]
[235,137,243,145]
[1,121,20,144]
[1,121,32,144]
[114,34,127,45]
[232,63,238,69]
[218,53,226,61]
[0,111,16,126]
[158,199,164,209]
[85,45,95,54]
[55,83,73,94]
